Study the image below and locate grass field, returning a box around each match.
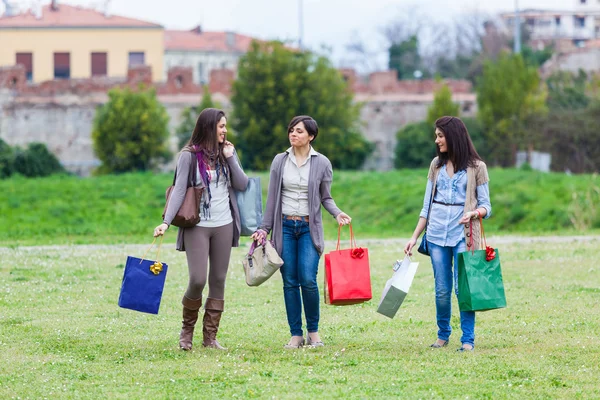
[1,168,599,247]
[1,236,598,399]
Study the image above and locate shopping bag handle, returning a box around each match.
[140,235,164,264]
[467,213,488,254]
[335,223,358,252]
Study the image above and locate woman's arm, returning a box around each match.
[155,152,192,236]
[404,178,433,254]
[227,151,249,191]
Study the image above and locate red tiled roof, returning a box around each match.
[0,3,162,28]
[164,30,257,53]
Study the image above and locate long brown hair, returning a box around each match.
[434,116,481,171]
[187,108,227,168]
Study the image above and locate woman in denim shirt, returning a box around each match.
[404,116,492,352]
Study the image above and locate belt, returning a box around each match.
[282,214,309,222]
[433,200,465,206]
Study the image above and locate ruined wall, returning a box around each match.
[0,66,475,174]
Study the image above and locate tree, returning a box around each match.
[389,35,423,79]
[546,70,589,111]
[476,52,547,166]
[426,83,460,126]
[175,86,220,149]
[231,41,373,170]
[92,87,171,174]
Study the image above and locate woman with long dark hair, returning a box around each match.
[404,116,492,352]
[154,108,248,351]
[252,115,351,349]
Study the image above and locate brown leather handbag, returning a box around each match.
[162,154,203,228]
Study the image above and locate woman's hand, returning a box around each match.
[459,210,479,225]
[404,238,417,256]
[222,140,235,158]
[336,212,352,226]
[251,229,267,242]
[154,223,168,237]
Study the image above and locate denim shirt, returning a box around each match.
[420,165,492,247]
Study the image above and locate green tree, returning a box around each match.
[546,70,589,111]
[175,86,221,149]
[426,83,460,126]
[476,52,547,166]
[388,35,422,80]
[92,87,171,174]
[231,41,372,170]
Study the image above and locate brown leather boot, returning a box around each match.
[179,296,202,351]
[202,298,226,350]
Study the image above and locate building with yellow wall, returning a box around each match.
[0,1,164,82]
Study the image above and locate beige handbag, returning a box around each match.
[242,239,284,286]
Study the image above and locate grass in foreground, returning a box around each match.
[0,237,598,398]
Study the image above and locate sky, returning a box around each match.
[4,0,579,69]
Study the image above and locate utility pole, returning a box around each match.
[298,0,304,50]
[514,0,521,53]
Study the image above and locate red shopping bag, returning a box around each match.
[324,224,372,305]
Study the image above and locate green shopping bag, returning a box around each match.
[457,217,507,312]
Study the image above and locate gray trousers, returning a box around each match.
[183,222,233,300]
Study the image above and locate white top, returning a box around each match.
[281,146,317,217]
[197,169,233,227]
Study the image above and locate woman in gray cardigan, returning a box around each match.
[252,115,351,349]
[154,108,248,351]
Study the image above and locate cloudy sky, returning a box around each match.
[4,0,579,67]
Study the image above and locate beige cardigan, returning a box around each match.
[427,157,490,251]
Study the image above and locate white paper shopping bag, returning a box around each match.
[376,256,419,319]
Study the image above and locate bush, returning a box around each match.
[0,137,15,179]
[13,143,65,178]
[394,122,435,169]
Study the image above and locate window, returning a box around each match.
[91,52,107,76]
[575,16,586,28]
[197,62,205,84]
[555,16,561,25]
[128,52,145,66]
[16,52,33,81]
[580,0,587,4]
[54,52,70,79]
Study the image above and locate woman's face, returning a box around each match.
[288,121,313,148]
[434,128,447,153]
[216,116,227,144]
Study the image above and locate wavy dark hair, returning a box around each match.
[187,108,228,168]
[434,116,481,171]
[288,115,319,142]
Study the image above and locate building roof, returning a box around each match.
[0,3,162,29]
[164,29,257,53]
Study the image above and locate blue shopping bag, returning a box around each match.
[118,237,169,314]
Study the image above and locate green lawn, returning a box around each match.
[1,168,599,247]
[1,237,598,398]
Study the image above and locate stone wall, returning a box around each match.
[0,65,475,174]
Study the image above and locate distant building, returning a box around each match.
[164,27,257,85]
[0,0,164,82]
[498,1,600,52]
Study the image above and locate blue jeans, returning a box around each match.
[280,218,321,337]
[428,238,476,347]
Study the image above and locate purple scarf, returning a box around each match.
[193,145,229,219]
